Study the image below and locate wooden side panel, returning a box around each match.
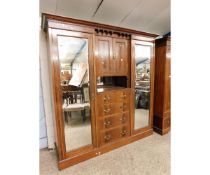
[163,44,171,117]
[153,37,171,135]
[154,45,166,117]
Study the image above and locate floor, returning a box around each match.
[64,111,91,152]
[134,109,149,129]
[40,132,170,175]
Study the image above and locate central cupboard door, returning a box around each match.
[95,36,113,76]
[112,38,128,75]
[95,36,128,76]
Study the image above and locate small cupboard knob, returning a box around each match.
[120,115,126,123]
[104,120,111,128]
[121,94,126,99]
[120,103,126,110]
[104,134,111,142]
[104,96,110,102]
[120,129,127,137]
[104,108,111,114]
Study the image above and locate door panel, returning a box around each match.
[51,29,96,157]
[95,36,112,76]
[131,40,154,134]
[113,38,128,75]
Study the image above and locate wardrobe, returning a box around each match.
[42,13,157,169]
[153,36,171,135]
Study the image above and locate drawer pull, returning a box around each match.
[104,109,111,113]
[104,120,111,127]
[120,115,126,123]
[120,129,127,137]
[121,94,127,99]
[120,104,126,110]
[104,134,111,142]
[104,96,110,102]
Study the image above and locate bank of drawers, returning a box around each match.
[97,89,130,146]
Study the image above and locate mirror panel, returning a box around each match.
[134,44,151,130]
[57,36,92,152]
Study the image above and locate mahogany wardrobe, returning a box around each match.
[42,13,158,169]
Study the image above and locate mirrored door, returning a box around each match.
[131,40,154,133]
[53,30,95,154]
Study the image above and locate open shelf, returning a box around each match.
[96,76,128,92]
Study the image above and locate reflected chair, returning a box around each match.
[63,86,90,123]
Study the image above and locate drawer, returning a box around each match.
[98,112,129,130]
[99,125,130,146]
[98,102,129,116]
[97,89,130,104]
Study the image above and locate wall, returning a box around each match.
[39,71,48,149]
[39,20,55,149]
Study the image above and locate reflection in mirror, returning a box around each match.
[57,36,92,152]
[134,45,151,130]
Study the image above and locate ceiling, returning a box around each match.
[40,0,170,35]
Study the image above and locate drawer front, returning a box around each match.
[98,102,129,116]
[98,112,129,130]
[99,125,130,146]
[97,89,130,104]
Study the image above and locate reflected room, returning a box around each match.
[134,45,151,130]
[57,36,92,152]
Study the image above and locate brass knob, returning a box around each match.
[104,96,110,102]
[104,134,111,142]
[104,109,110,114]
[104,120,111,128]
[120,115,126,123]
[120,104,126,110]
[120,129,127,137]
[121,94,126,99]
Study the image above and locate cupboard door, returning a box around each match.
[131,40,154,134]
[49,29,96,159]
[113,38,128,75]
[95,36,113,76]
